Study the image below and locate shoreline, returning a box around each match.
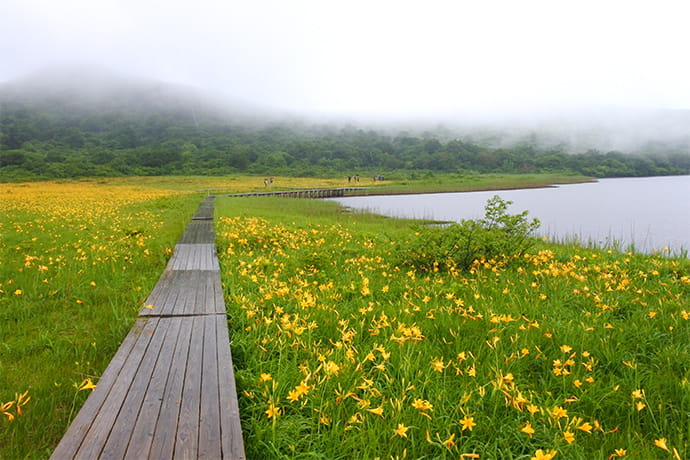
[341,177,598,198]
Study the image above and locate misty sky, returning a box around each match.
[2,0,690,117]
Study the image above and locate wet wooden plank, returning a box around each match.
[139,271,225,317]
[212,274,225,314]
[174,315,204,458]
[99,318,173,459]
[124,317,183,460]
[198,315,222,459]
[166,244,219,271]
[179,222,215,244]
[147,316,193,460]
[192,200,214,220]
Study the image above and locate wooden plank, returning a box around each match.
[198,315,222,459]
[140,272,226,317]
[174,315,204,458]
[142,271,174,309]
[140,271,180,316]
[166,244,218,271]
[178,222,214,244]
[216,315,246,459]
[212,275,225,314]
[194,272,208,316]
[49,319,150,459]
[147,316,193,459]
[72,318,161,459]
[200,245,208,271]
[124,317,183,460]
[99,317,173,459]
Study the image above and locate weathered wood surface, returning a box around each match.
[166,244,220,271]
[51,200,245,459]
[192,197,215,220]
[178,221,215,244]
[138,270,226,317]
[221,186,361,199]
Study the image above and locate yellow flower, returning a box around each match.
[13,289,22,296]
[431,358,445,372]
[527,404,540,415]
[631,389,644,399]
[460,415,476,431]
[77,378,97,391]
[287,381,311,402]
[531,449,557,460]
[441,433,456,448]
[2,401,15,421]
[14,391,30,415]
[521,422,535,438]
[609,448,627,458]
[635,401,646,411]
[564,431,575,444]
[577,422,593,434]
[324,360,341,376]
[394,423,409,438]
[411,398,433,411]
[258,373,272,384]
[654,438,669,452]
[367,405,384,417]
[551,406,567,419]
[265,403,280,419]
[287,389,300,402]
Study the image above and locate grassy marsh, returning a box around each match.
[215,196,689,459]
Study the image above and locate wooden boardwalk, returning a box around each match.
[220,186,363,199]
[51,198,245,460]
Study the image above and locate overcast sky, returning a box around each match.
[2,0,689,117]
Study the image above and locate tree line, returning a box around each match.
[1,101,689,181]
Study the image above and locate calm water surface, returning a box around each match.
[331,176,690,253]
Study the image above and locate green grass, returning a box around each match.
[0,173,682,459]
[0,182,201,458]
[215,196,689,460]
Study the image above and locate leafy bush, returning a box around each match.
[397,195,540,270]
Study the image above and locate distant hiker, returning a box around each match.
[264,178,268,187]
[348,176,352,183]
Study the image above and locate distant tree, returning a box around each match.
[0,151,27,166]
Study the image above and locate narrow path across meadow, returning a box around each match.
[51,197,245,459]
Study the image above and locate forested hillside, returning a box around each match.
[1,70,689,180]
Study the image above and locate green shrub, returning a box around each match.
[397,195,540,270]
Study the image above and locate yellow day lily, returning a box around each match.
[521,423,535,438]
[460,415,476,431]
[394,423,409,438]
[77,378,97,391]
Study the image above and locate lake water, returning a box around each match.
[330,176,690,254]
